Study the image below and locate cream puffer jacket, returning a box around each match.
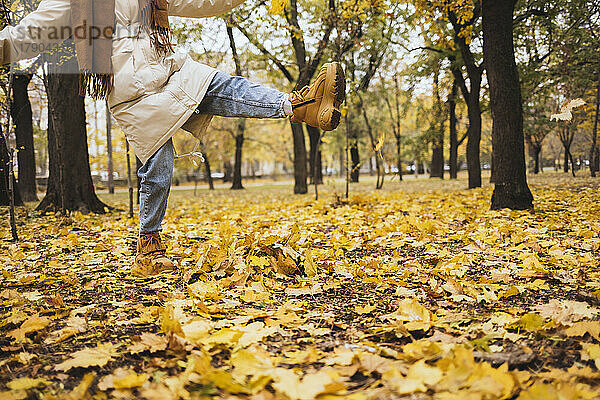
[0,0,245,163]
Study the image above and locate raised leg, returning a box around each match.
[195,72,292,118]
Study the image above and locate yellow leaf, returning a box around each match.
[564,321,600,340]
[374,132,385,152]
[354,304,377,315]
[113,372,149,389]
[128,333,168,354]
[508,313,545,332]
[269,0,287,14]
[270,368,342,400]
[230,348,274,380]
[182,319,213,344]
[237,321,278,348]
[55,343,116,371]
[161,305,184,337]
[241,289,269,303]
[390,298,431,331]
[7,377,49,390]
[304,250,318,277]
[498,285,521,299]
[581,343,600,369]
[63,372,95,400]
[248,255,270,268]
[9,315,50,342]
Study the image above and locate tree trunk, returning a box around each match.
[466,98,482,188]
[204,156,214,190]
[339,146,344,178]
[231,129,244,190]
[430,144,444,178]
[227,25,245,191]
[449,80,458,180]
[430,66,444,179]
[532,145,541,174]
[37,50,108,214]
[590,54,600,177]
[223,160,233,183]
[307,125,323,184]
[569,151,576,177]
[396,136,403,181]
[0,131,23,206]
[11,73,37,202]
[483,0,533,210]
[448,28,483,188]
[106,100,114,194]
[291,123,308,193]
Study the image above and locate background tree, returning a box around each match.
[11,72,37,201]
[226,23,246,190]
[483,0,533,210]
[37,42,108,214]
[409,0,484,188]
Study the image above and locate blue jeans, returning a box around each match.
[138,72,288,234]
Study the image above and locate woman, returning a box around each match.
[0,0,346,276]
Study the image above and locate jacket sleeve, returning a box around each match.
[0,0,71,65]
[168,0,247,18]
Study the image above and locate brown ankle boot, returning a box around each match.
[132,232,176,277]
[290,62,346,131]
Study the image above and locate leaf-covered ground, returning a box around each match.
[2,173,600,400]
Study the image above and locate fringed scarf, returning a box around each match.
[70,0,174,99]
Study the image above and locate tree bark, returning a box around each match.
[307,125,323,184]
[223,160,233,183]
[430,66,444,179]
[449,80,458,180]
[0,129,23,206]
[106,100,114,194]
[590,54,600,177]
[350,139,360,183]
[37,49,108,214]
[532,145,541,174]
[483,0,533,210]
[448,13,483,189]
[291,123,308,193]
[232,129,244,190]
[466,96,482,188]
[11,73,37,202]
[204,156,214,190]
[396,136,403,180]
[227,25,245,191]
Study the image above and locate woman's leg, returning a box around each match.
[137,139,175,234]
[195,72,293,118]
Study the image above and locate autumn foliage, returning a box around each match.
[1,175,600,399]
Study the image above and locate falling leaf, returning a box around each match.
[269,0,287,14]
[551,98,586,121]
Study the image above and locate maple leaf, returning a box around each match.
[55,343,117,371]
[8,315,50,342]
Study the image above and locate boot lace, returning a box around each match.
[290,85,310,104]
[140,233,166,255]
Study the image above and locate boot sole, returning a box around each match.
[319,62,346,131]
